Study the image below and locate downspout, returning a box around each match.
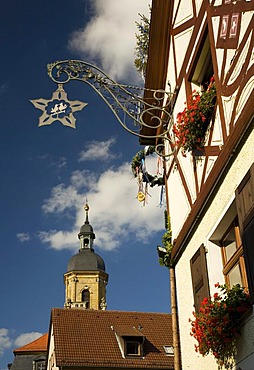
[163,163,181,370]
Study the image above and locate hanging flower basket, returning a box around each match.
[173,77,216,156]
[190,283,251,369]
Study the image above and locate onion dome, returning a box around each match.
[67,203,106,272]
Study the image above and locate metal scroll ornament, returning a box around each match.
[31,60,176,155]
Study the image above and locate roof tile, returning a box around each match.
[14,333,48,353]
[51,308,174,369]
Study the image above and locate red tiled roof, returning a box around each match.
[114,325,145,337]
[14,333,48,353]
[51,308,174,369]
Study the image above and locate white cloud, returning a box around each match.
[0,329,12,356]
[70,170,98,189]
[16,233,30,242]
[38,154,67,169]
[42,184,80,214]
[14,332,43,348]
[38,230,78,251]
[78,138,117,162]
[39,161,164,252]
[68,0,151,83]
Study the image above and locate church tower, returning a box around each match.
[64,204,108,310]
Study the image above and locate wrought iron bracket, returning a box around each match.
[31,60,177,156]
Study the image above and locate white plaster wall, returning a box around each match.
[47,325,58,370]
[175,237,219,369]
[174,0,193,28]
[235,312,254,370]
[175,129,254,370]
[174,28,193,77]
[167,168,191,239]
[166,44,176,91]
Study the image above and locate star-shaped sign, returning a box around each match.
[30,84,87,128]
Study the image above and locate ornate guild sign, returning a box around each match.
[216,0,242,49]
[30,59,176,157]
[30,84,87,128]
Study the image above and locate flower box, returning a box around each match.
[173,77,216,156]
[190,284,251,369]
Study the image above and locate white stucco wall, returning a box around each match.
[47,325,58,370]
[160,0,254,367]
[235,313,254,370]
[175,129,254,370]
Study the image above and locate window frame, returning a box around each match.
[122,335,144,358]
[189,28,214,88]
[163,345,174,356]
[33,359,46,370]
[220,218,248,289]
[125,340,142,357]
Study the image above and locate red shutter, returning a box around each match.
[190,244,210,312]
[235,163,254,303]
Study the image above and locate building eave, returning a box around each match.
[140,0,173,145]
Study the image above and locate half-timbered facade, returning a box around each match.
[143,0,254,368]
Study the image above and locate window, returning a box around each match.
[220,219,248,288]
[35,362,45,370]
[163,345,174,356]
[122,335,144,357]
[81,289,90,309]
[33,358,46,370]
[190,30,214,87]
[235,163,254,302]
[114,328,145,358]
[125,341,141,356]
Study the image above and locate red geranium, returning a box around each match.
[190,284,251,369]
[173,77,216,156]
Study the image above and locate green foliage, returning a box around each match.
[159,211,174,268]
[134,10,150,78]
[190,283,251,369]
[131,146,155,177]
[131,146,164,188]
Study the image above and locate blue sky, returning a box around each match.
[0,0,170,368]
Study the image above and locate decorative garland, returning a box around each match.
[131,146,164,204]
[131,145,155,177]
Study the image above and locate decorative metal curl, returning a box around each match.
[46,60,176,156]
